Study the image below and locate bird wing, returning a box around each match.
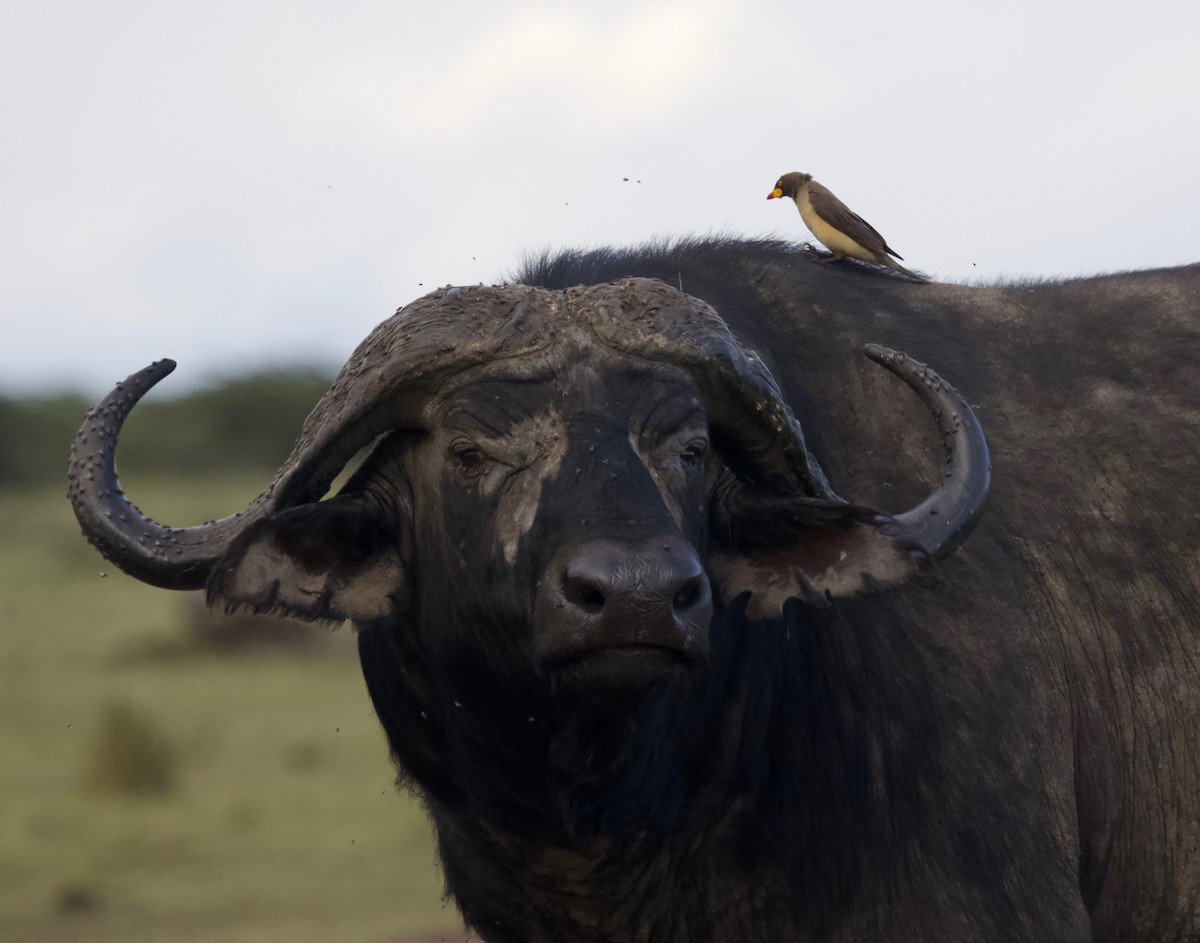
[807,181,903,260]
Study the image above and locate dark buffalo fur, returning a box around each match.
[344,239,1200,941]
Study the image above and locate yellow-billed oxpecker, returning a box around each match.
[768,172,928,282]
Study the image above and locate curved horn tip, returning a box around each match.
[134,358,178,385]
[862,344,925,376]
[92,359,178,410]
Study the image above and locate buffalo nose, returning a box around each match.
[562,547,707,620]
[538,537,713,664]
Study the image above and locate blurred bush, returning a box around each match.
[0,369,335,489]
[82,700,178,798]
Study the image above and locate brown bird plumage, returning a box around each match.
[768,172,927,282]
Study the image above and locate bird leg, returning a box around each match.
[803,243,838,263]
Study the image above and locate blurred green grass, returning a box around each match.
[0,474,462,942]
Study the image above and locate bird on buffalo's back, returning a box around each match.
[768,171,928,282]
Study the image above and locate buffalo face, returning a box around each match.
[433,358,716,691]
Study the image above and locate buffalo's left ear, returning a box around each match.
[708,344,990,618]
[206,494,408,624]
[708,489,924,618]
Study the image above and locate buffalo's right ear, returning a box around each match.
[206,495,408,625]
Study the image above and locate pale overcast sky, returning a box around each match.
[2,0,1197,395]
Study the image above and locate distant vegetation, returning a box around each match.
[0,369,335,489]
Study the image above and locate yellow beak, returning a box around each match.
[767,188,783,200]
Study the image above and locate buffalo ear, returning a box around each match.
[206,495,408,625]
[709,487,922,619]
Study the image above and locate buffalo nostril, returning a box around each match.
[562,574,606,614]
[672,578,703,612]
[578,587,605,613]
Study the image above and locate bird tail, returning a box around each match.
[882,255,931,283]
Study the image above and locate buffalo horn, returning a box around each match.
[863,344,991,559]
[66,360,280,590]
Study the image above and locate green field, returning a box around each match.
[0,475,465,942]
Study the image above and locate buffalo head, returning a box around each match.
[68,278,989,694]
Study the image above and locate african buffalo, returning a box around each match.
[69,237,1200,942]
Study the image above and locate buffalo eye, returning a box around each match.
[450,441,489,478]
[679,437,709,468]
